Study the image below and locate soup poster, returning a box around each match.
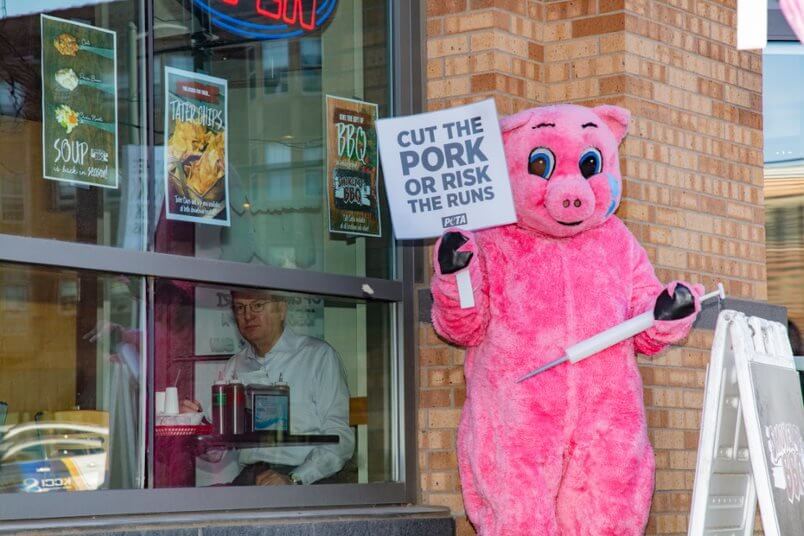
[325,95,381,237]
[164,67,230,226]
[40,15,118,188]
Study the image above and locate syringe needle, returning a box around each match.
[516,355,568,383]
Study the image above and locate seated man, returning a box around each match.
[182,289,354,485]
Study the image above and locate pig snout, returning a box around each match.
[544,179,595,225]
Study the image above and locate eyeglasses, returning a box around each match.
[233,300,279,316]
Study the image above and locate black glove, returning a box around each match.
[438,232,473,275]
[653,283,695,321]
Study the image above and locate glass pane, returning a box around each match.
[0,262,144,493]
[0,1,147,250]
[151,280,394,487]
[152,0,394,279]
[763,43,804,352]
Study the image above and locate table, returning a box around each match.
[197,432,339,449]
[153,430,339,488]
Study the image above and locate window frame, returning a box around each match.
[768,2,798,40]
[0,0,423,522]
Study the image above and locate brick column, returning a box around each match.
[420,2,764,535]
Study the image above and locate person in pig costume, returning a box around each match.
[431,104,704,535]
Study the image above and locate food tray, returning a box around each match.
[155,424,213,437]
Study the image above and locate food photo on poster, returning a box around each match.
[163,67,230,226]
[40,14,118,189]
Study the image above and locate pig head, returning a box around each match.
[500,104,628,238]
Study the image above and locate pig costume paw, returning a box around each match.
[430,104,701,535]
[431,229,490,347]
[636,281,704,355]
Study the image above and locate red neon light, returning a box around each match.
[222,0,238,5]
[255,0,282,20]
[283,0,317,31]
[252,1,317,30]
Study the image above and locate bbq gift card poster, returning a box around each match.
[164,67,230,227]
[326,95,381,237]
[41,15,118,188]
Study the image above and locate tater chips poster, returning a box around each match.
[325,95,381,237]
[164,67,230,226]
[41,15,118,188]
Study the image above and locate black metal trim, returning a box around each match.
[0,233,404,302]
[0,505,451,534]
[144,0,156,495]
[768,7,797,41]
[393,0,425,505]
[0,483,407,522]
[693,298,787,330]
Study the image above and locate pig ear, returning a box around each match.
[592,105,630,143]
[499,109,534,134]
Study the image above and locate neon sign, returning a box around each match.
[192,1,339,40]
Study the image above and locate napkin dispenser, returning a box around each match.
[245,383,290,433]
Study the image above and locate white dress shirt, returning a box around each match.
[221,326,355,484]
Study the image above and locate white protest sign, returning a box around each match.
[376,99,516,240]
[737,0,768,49]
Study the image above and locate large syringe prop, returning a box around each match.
[516,283,725,383]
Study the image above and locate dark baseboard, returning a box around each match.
[1,507,455,536]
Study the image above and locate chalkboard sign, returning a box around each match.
[689,311,804,536]
[734,316,804,536]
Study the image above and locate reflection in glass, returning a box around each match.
[0,262,144,493]
[764,43,804,331]
[152,280,393,488]
[262,41,289,95]
[300,38,322,94]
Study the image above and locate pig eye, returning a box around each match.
[579,148,602,179]
[528,147,555,179]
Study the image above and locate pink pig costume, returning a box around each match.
[431,105,703,535]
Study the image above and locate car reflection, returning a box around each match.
[0,422,109,493]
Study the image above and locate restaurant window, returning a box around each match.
[763,42,804,352]
[152,282,394,488]
[154,0,394,280]
[0,262,145,492]
[0,0,417,521]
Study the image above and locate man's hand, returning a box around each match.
[195,446,228,462]
[82,321,123,343]
[255,469,292,486]
[180,399,202,414]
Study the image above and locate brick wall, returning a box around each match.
[419,1,765,535]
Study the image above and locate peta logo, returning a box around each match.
[442,213,468,228]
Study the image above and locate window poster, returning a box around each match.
[164,67,230,226]
[40,15,118,188]
[325,95,381,237]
